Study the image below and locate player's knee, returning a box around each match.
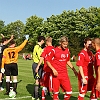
[42,87,47,95]
[42,87,47,91]
[64,91,72,100]
[53,92,59,100]
[6,79,10,82]
[13,79,17,83]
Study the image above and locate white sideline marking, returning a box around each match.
[0,96,31,100]
[0,91,91,100]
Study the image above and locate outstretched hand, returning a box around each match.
[25,35,29,40]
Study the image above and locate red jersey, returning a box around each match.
[76,49,94,77]
[46,47,70,74]
[41,46,54,72]
[94,49,100,77]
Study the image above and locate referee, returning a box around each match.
[32,36,45,100]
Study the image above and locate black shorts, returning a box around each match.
[32,63,43,79]
[4,63,18,76]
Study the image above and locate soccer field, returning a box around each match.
[0,59,96,100]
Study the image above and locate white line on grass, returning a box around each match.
[0,91,91,100]
[0,96,31,100]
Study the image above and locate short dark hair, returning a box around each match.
[84,37,92,44]
[1,37,8,43]
[37,36,45,42]
[9,40,16,45]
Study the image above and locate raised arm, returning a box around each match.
[3,35,14,45]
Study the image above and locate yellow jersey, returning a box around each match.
[33,44,43,63]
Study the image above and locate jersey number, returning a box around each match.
[8,52,15,59]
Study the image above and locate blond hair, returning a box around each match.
[59,36,68,44]
[45,36,52,43]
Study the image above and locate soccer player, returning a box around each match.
[0,34,13,91]
[46,36,78,100]
[90,38,100,100]
[1,35,29,95]
[32,36,45,100]
[76,38,95,100]
[35,36,54,100]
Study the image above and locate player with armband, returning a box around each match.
[1,35,29,97]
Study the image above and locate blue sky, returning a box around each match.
[0,0,100,25]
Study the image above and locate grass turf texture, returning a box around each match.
[0,59,95,100]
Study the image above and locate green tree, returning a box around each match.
[24,15,44,52]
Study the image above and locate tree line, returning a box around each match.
[0,6,100,56]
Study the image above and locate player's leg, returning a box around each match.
[12,63,18,94]
[52,76,60,100]
[10,75,13,88]
[13,76,17,93]
[60,75,72,100]
[41,72,50,100]
[32,63,43,99]
[0,73,4,91]
[1,73,4,87]
[0,73,2,88]
[49,74,53,93]
[78,76,88,100]
[87,76,95,91]
[90,79,98,100]
[4,64,11,95]
[87,76,96,100]
[5,76,10,95]
[0,62,4,91]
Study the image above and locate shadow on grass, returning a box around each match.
[26,84,53,99]
[26,84,43,96]
[26,85,78,100]
[70,96,77,100]
[26,84,33,96]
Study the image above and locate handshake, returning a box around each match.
[25,35,29,40]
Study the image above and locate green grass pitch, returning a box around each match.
[0,59,96,100]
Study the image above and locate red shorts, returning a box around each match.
[40,71,53,92]
[53,73,72,93]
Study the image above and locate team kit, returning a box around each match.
[0,34,100,100]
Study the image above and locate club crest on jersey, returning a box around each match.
[61,54,66,58]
